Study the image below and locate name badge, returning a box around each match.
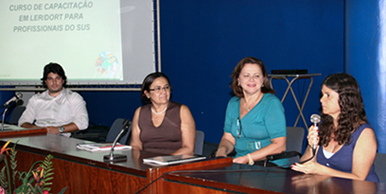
[247,141,261,150]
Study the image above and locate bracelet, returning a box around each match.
[247,153,254,166]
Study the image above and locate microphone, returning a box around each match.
[15,99,24,107]
[1,93,23,131]
[103,119,131,163]
[310,114,321,150]
[1,92,23,109]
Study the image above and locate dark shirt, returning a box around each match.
[138,101,182,154]
[316,124,379,182]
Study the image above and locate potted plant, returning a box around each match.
[0,140,67,194]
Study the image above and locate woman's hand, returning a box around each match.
[215,149,227,158]
[216,132,236,158]
[291,159,321,174]
[307,125,319,149]
[233,155,248,164]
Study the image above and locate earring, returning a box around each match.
[238,83,240,86]
[261,84,264,88]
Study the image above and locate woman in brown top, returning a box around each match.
[130,72,196,155]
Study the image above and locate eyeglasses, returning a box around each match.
[149,86,171,93]
[237,117,242,138]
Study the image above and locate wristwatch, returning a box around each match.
[247,154,255,166]
[59,126,65,133]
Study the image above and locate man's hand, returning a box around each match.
[46,126,61,135]
[21,123,39,128]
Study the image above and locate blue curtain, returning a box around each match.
[346,0,386,153]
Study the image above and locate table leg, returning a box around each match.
[269,76,312,127]
[294,77,313,127]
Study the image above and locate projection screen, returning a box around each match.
[0,0,157,86]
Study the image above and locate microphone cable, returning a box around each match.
[298,146,317,164]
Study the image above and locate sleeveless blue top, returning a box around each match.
[316,124,378,182]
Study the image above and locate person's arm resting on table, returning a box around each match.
[130,107,143,151]
[216,132,235,157]
[171,105,195,155]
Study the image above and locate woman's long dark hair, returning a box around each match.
[319,73,367,146]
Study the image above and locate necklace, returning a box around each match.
[244,93,263,111]
[151,106,168,114]
[245,100,252,111]
[245,99,252,111]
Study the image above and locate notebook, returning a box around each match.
[143,155,206,166]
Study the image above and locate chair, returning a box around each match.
[71,121,110,142]
[265,126,305,165]
[105,118,131,145]
[9,106,26,125]
[374,153,386,183]
[286,127,305,163]
[194,130,205,155]
[210,127,305,164]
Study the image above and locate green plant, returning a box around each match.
[0,140,67,194]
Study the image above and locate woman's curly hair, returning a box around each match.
[319,73,367,146]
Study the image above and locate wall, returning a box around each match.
[158,0,344,143]
[345,0,386,152]
[2,1,345,146]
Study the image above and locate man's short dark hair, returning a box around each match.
[41,62,67,88]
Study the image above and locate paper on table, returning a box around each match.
[76,143,131,152]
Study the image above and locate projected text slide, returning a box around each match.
[0,1,124,83]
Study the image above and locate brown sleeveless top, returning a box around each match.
[138,101,182,154]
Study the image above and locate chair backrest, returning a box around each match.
[9,106,26,125]
[194,130,205,155]
[286,127,305,164]
[105,118,131,145]
[374,153,386,183]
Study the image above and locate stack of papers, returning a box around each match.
[76,143,131,152]
[143,155,206,166]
